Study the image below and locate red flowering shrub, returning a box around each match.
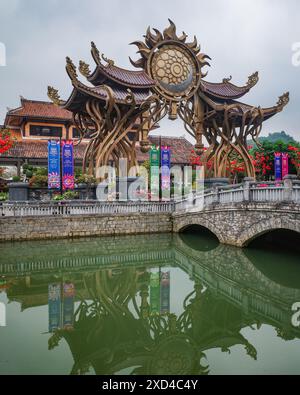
[0,129,14,155]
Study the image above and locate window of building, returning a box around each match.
[29,125,62,137]
[72,128,92,139]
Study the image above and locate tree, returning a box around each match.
[0,129,14,155]
[250,140,300,180]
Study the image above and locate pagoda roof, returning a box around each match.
[5,98,73,127]
[1,136,193,165]
[88,62,156,89]
[201,80,251,100]
[62,82,151,113]
[200,90,289,125]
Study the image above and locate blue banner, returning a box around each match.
[275,153,282,181]
[48,140,60,189]
[48,284,61,333]
[62,140,74,190]
[161,146,171,200]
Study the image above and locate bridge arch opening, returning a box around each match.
[179,225,219,251]
[245,229,300,253]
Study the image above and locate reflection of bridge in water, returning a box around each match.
[2,234,300,339]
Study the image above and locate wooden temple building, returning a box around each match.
[0,97,193,175]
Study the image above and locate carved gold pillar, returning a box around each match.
[140,111,151,153]
[194,95,205,156]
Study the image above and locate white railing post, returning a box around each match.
[243,177,255,202]
[212,186,220,204]
[283,175,297,202]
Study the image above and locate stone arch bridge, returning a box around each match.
[173,176,300,247]
[0,176,300,246]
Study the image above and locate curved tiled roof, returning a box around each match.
[201,80,251,100]
[63,82,151,109]
[1,136,193,165]
[89,64,156,89]
[90,85,151,104]
[7,98,73,121]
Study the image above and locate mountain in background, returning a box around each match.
[248,131,297,146]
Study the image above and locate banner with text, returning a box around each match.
[48,140,60,189]
[161,146,171,200]
[150,272,160,315]
[62,140,75,190]
[282,153,289,179]
[274,152,282,181]
[48,284,61,333]
[63,283,75,330]
[160,271,170,315]
[150,146,160,201]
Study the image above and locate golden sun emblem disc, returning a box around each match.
[150,44,197,99]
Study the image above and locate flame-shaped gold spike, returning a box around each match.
[163,19,177,40]
[137,48,151,57]
[130,40,150,53]
[129,57,146,69]
[193,45,201,55]
[178,31,188,42]
[153,28,163,42]
[186,35,198,49]
[197,53,211,67]
[145,26,159,48]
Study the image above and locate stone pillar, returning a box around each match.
[212,186,220,204]
[9,182,29,201]
[243,177,255,202]
[283,175,297,202]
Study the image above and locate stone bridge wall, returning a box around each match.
[173,202,300,247]
[0,202,300,246]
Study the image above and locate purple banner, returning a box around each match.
[282,153,289,179]
[274,152,282,181]
[161,146,171,198]
[62,140,74,190]
[48,140,60,189]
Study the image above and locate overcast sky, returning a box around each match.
[0,0,299,142]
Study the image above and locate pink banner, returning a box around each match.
[282,153,289,178]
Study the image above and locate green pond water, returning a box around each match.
[0,232,300,375]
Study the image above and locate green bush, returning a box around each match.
[12,176,21,182]
[0,192,8,201]
[52,191,79,201]
[76,174,96,185]
[29,175,48,187]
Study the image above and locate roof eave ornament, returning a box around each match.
[91,41,101,65]
[101,53,115,67]
[66,57,78,84]
[223,76,232,84]
[79,61,91,78]
[247,71,259,88]
[47,86,63,106]
[277,92,290,110]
